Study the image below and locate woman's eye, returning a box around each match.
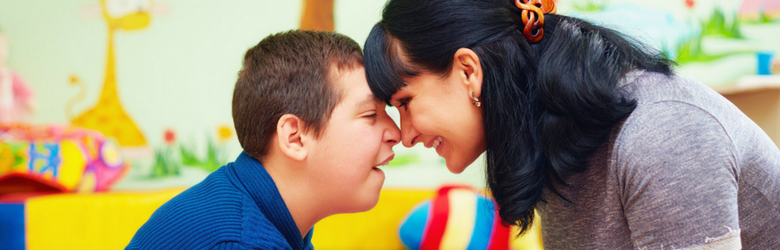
[397,98,410,109]
[364,113,377,118]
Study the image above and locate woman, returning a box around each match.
[364,0,780,249]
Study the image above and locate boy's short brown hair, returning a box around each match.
[232,30,363,160]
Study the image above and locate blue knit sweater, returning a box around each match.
[126,152,313,250]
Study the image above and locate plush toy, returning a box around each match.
[398,185,541,250]
[0,27,35,125]
[0,124,129,195]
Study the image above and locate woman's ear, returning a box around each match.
[275,114,308,162]
[453,48,483,98]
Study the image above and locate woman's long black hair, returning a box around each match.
[364,0,673,234]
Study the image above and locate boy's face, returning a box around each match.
[306,66,401,213]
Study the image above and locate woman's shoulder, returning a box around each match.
[615,70,776,165]
[615,71,741,152]
[608,98,737,177]
[618,70,723,108]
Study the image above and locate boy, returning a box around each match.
[126,30,400,249]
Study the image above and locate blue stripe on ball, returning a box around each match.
[399,200,432,250]
[467,195,495,250]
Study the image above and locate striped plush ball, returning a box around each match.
[398,185,514,250]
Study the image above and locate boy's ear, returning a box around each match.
[275,114,309,162]
[453,48,483,98]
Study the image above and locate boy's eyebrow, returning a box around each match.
[356,94,382,108]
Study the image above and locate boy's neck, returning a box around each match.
[262,155,329,239]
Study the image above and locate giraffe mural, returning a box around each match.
[69,0,156,148]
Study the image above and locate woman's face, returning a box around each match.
[387,51,486,173]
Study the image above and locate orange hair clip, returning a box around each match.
[515,0,557,43]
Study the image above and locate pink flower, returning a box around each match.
[163,129,175,145]
[685,0,695,9]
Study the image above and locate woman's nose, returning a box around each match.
[399,115,420,148]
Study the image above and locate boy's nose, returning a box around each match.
[385,123,401,146]
[383,111,401,145]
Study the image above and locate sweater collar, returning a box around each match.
[617,69,646,89]
[231,152,313,250]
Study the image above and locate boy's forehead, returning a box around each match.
[353,93,382,109]
[331,65,380,105]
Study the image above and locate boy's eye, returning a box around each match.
[363,113,377,119]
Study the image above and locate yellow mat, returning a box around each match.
[23,188,542,250]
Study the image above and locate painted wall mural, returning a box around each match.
[739,0,780,20]
[68,0,157,148]
[0,0,778,191]
[565,0,780,86]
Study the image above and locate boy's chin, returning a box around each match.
[354,198,381,213]
[342,182,384,213]
[340,195,381,214]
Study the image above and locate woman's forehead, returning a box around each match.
[364,25,425,104]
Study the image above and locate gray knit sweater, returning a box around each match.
[537,70,780,249]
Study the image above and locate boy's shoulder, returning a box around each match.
[127,166,293,249]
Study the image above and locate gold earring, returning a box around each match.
[471,90,481,107]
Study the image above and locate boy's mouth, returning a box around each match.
[375,154,395,168]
